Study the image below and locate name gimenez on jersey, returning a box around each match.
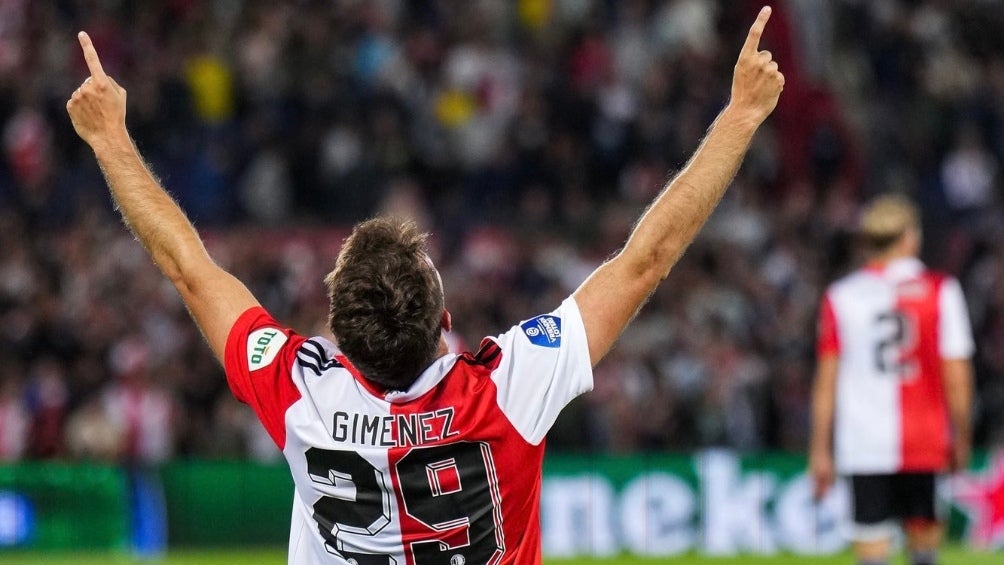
[332,407,460,447]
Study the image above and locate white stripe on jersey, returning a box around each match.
[488,297,593,445]
[284,358,408,563]
[829,269,901,473]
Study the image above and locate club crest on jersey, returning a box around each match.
[247,328,287,371]
[521,315,562,348]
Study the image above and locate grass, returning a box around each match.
[2,547,1004,564]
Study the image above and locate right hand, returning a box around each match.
[66,31,128,152]
[729,7,785,124]
[810,449,835,501]
[951,437,972,473]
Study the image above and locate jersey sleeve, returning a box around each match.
[486,296,593,445]
[224,306,306,449]
[817,293,840,358]
[938,277,975,359]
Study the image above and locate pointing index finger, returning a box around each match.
[741,6,772,56]
[78,31,106,79]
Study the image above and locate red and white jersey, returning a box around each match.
[817,257,974,474]
[224,297,593,565]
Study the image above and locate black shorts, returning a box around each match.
[851,473,938,528]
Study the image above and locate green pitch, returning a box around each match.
[4,548,1004,564]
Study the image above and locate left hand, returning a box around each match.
[809,448,835,501]
[66,32,128,152]
[728,6,785,125]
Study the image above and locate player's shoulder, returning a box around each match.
[293,335,346,377]
[456,338,503,371]
[898,266,956,300]
[919,269,968,308]
[826,269,873,296]
[917,267,954,286]
[494,298,580,351]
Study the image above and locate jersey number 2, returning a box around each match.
[306,442,505,564]
[874,311,917,379]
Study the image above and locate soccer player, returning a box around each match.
[809,195,975,565]
[66,7,782,564]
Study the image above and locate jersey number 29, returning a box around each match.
[306,442,505,564]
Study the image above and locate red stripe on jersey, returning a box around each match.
[898,272,951,471]
[385,349,545,565]
[817,295,840,357]
[223,307,305,450]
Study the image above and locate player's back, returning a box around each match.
[282,340,541,565]
[818,257,971,474]
[223,298,593,565]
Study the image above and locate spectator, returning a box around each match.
[0,0,1001,459]
[0,359,29,461]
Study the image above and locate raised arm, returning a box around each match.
[573,7,784,365]
[66,32,258,362]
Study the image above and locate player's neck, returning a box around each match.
[436,334,449,358]
[867,234,920,269]
[866,251,916,270]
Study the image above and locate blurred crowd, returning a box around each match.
[0,0,1002,462]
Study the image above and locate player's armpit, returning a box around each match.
[572,253,662,366]
[173,260,260,365]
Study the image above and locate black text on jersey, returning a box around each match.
[332,408,460,447]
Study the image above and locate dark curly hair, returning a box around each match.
[324,217,445,391]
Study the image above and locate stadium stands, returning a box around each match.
[0,0,1002,460]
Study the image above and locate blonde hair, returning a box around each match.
[858,194,920,252]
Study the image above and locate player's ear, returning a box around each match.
[441,309,452,332]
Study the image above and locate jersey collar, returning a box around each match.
[882,257,925,281]
[866,257,924,280]
[383,354,459,404]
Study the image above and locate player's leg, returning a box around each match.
[856,539,892,565]
[904,520,941,565]
[850,474,895,565]
[897,473,942,565]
